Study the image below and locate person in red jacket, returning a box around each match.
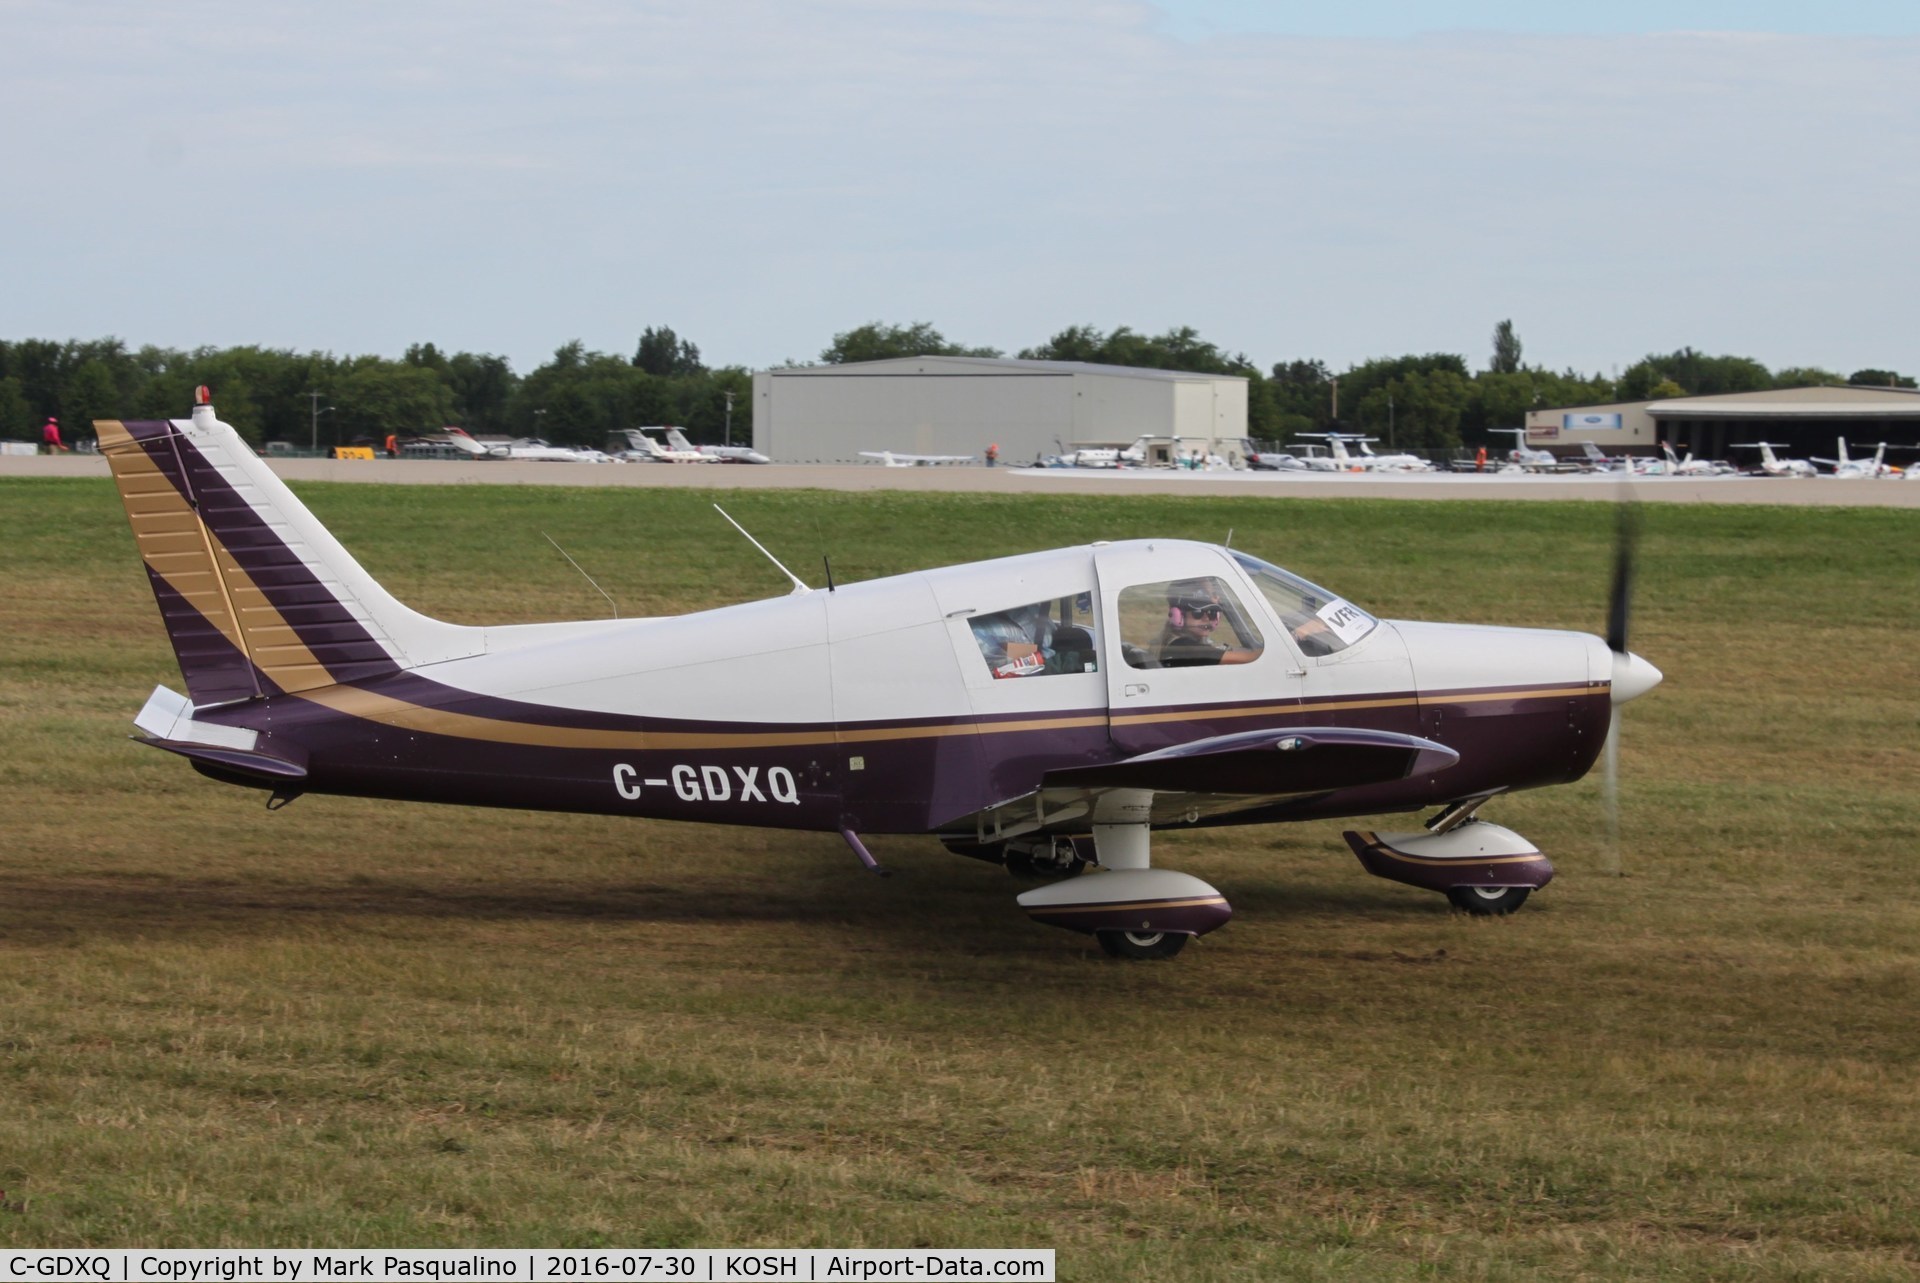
[40,417,68,454]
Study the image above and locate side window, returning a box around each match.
[970,593,1099,679]
[1118,577,1265,670]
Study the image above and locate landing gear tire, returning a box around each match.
[1447,885,1531,915]
[1096,929,1190,960]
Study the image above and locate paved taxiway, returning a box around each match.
[6,454,1918,506]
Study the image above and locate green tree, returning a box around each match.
[821,322,999,364]
[59,360,121,444]
[1490,320,1522,374]
[0,376,30,438]
[331,366,457,443]
[1847,368,1917,388]
[1351,368,1471,452]
[1617,349,1769,400]
[446,352,516,433]
[1772,366,1844,388]
[1461,367,1615,442]
[634,326,704,377]
[1334,354,1469,438]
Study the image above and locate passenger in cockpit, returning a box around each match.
[972,603,1055,678]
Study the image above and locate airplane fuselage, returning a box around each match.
[173,556,1613,838]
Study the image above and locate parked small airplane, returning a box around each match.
[1290,433,1368,472]
[1809,438,1893,479]
[1658,443,1738,477]
[858,450,975,467]
[1731,441,1817,478]
[1289,432,1430,472]
[1233,439,1303,471]
[608,427,715,463]
[1353,439,1435,473]
[1577,442,1644,473]
[1489,429,1561,472]
[98,391,1661,960]
[661,427,770,465]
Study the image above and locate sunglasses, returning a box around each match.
[1182,604,1223,620]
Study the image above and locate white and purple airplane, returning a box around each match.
[99,390,1661,960]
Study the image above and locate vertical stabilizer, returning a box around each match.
[98,393,483,706]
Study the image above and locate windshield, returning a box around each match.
[1229,551,1377,656]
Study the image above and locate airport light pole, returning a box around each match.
[304,392,334,454]
[722,390,734,448]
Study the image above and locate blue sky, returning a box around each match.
[1154,2,1920,38]
[4,2,1916,380]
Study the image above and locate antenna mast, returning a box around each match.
[713,505,812,595]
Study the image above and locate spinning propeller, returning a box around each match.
[1602,501,1662,874]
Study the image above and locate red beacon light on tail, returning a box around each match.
[195,385,212,406]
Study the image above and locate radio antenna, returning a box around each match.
[713,504,812,595]
[542,532,618,618]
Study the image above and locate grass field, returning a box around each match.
[1,477,1917,1280]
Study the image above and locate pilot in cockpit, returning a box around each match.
[1156,581,1263,668]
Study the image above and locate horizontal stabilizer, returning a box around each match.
[137,737,309,781]
[1042,726,1457,796]
[131,684,307,780]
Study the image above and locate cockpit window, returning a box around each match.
[1229,550,1377,656]
[970,593,1099,679]
[1118,577,1265,670]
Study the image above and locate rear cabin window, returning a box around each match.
[1117,577,1265,670]
[970,593,1099,679]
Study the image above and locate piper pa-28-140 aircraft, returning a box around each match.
[100,391,1662,960]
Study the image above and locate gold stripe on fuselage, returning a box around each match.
[289,683,1599,753]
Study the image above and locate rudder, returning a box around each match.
[99,395,481,707]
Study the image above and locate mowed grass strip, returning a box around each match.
[0,478,1917,1279]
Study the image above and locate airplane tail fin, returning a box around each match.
[99,391,482,707]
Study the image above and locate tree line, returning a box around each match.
[1,322,1910,454]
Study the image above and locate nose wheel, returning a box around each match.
[1096,929,1189,960]
[1446,885,1532,915]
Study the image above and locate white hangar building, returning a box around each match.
[751,357,1250,464]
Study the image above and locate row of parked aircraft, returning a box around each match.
[413,426,771,465]
[1491,434,1919,479]
[405,426,1917,478]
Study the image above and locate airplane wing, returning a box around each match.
[946,726,1458,840]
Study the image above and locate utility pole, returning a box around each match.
[722,390,735,448]
[1388,394,1395,448]
[304,391,332,454]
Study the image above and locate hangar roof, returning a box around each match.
[768,356,1247,384]
[1648,385,1920,419]
[1649,400,1920,419]
[1540,384,1920,418]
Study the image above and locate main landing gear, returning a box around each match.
[1008,790,1232,961]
